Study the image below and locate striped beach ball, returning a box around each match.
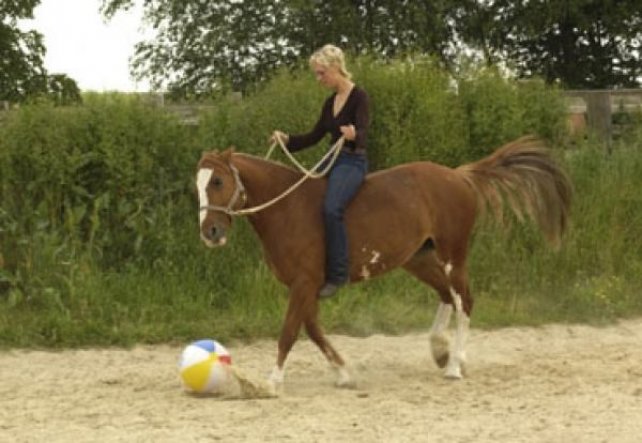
[179,339,232,393]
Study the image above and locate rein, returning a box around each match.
[199,136,345,216]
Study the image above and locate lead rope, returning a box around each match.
[203,136,345,216]
[265,134,343,178]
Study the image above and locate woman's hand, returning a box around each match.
[340,125,356,141]
[270,130,289,145]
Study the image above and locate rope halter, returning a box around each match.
[199,164,248,216]
[200,135,345,217]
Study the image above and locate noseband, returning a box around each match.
[199,164,247,216]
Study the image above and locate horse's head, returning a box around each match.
[196,147,246,248]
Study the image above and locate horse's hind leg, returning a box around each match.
[403,250,455,370]
[444,263,472,379]
[404,249,473,379]
[430,302,453,369]
[304,314,353,388]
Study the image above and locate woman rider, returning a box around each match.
[271,44,370,298]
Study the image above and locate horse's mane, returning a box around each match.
[233,152,301,174]
[197,150,297,174]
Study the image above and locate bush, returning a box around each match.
[3,59,636,348]
[199,58,567,169]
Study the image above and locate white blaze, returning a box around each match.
[197,168,213,225]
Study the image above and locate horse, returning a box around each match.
[196,136,572,391]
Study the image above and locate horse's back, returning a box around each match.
[297,160,476,229]
[359,161,476,215]
[342,161,478,269]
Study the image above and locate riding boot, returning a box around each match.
[319,280,347,298]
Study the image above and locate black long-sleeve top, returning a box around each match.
[287,86,370,155]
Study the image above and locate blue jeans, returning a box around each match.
[322,152,367,284]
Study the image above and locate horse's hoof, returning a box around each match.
[266,366,284,394]
[444,362,466,380]
[430,334,450,368]
[335,378,357,389]
[444,370,463,380]
[334,366,356,389]
[434,353,450,369]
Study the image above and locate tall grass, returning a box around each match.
[1,60,640,348]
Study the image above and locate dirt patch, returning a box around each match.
[2,319,642,442]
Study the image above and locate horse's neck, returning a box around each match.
[232,153,302,209]
[231,154,311,269]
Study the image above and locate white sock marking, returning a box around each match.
[445,287,470,379]
[430,302,453,368]
[430,302,453,335]
[268,365,284,384]
[333,364,353,387]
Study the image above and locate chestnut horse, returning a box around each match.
[196,136,571,391]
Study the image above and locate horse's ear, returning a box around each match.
[221,146,235,162]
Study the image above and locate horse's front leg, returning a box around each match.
[304,307,354,388]
[267,281,316,393]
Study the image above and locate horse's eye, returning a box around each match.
[211,177,223,189]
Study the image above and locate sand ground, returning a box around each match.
[1,319,642,442]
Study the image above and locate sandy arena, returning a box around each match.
[1,318,642,442]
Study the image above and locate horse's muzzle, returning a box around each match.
[200,223,227,248]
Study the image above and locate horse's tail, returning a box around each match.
[457,135,572,248]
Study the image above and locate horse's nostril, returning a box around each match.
[209,226,218,239]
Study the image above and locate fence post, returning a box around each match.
[585,91,612,149]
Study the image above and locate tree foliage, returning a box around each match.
[1,0,46,101]
[1,0,81,103]
[101,0,458,96]
[102,0,641,94]
[455,0,642,88]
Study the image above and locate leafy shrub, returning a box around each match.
[4,59,634,348]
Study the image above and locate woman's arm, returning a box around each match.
[287,99,330,152]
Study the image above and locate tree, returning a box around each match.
[1,0,81,103]
[102,0,293,96]
[104,0,642,94]
[287,0,457,63]
[1,0,47,101]
[101,0,458,96]
[455,0,642,88]
[47,74,81,105]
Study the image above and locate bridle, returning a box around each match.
[199,164,248,216]
[199,135,345,217]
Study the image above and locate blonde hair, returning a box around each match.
[309,44,352,80]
